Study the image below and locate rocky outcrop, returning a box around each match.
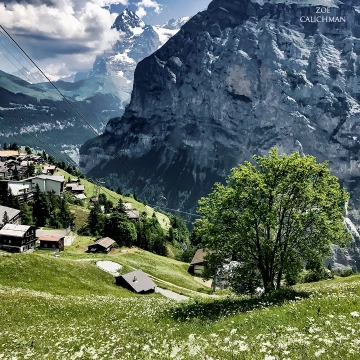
[81,0,360,268]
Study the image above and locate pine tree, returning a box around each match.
[25,163,35,178]
[20,203,33,225]
[32,184,49,227]
[116,200,127,214]
[88,202,104,236]
[2,211,9,226]
[12,166,20,181]
[58,198,74,229]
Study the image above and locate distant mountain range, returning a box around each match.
[0,9,188,163]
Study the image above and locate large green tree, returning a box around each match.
[194,149,351,294]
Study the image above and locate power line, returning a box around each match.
[0,24,175,207]
[0,25,202,222]
[0,24,146,188]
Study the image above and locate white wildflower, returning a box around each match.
[315,348,325,357]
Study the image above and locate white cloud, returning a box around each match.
[136,0,162,14]
[0,1,126,77]
[135,6,147,18]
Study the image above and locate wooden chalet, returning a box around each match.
[126,210,140,220]
[116,270,157,294]
[65,183,85,194]
[0,150,19,161]
[0,224,37,253]
[88,237,115,253]
[38,235,65,251]
[0,205,21,228]
[188,249,208,275]
[42,165,56,175]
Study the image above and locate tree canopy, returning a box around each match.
[194,149,351,294]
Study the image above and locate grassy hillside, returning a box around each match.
[0,252,359,359]
[0,253,134,297]
[55,168,171,230]
[60,235,210,293]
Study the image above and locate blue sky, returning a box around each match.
[0,0,212,77]
[110,0,211,24]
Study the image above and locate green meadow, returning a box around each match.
[0,250,360,359]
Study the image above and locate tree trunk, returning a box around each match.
[262,270,275,294]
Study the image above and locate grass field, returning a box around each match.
[61,235,211,294]
[0,253,134,297]
[1,251,360,359]
[55,168,170,230]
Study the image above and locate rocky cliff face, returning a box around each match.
[81,0,360,268]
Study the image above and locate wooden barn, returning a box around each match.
[0,224,37,253]
[188,249,208,275]
[38,235,65,251]
[116,270,156,294]
[88,237,115,253]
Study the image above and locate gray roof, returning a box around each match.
[74,193,87,200]
[118,270,156,293]
[0,206,20,223]
[191,249,207,265]
[0,224,31,237]
[28,175,64,182]
[89,237,115,249]
[126,210,139,219]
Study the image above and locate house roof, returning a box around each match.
[0,150,19,157]
[126,210,139,219]
[0,206,20,223]
[117,270,156,293]
[74,193,87,200]
[88,237,115,249]
[44,166,56,170]
[190,249,208,265]
[38,235,64,242]
[66,183,84,190]
[124,202,132,210]
[28,175,64,182]
[0,224,32,237]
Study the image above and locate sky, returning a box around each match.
[0,0,211,79]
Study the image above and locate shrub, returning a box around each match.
[338,268,355,277]
[303,267,333,283]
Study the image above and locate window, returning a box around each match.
[8,240,11,244]
[44,243,47,248]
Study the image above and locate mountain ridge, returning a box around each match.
[80,0,360,270]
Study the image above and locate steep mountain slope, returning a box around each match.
[0,71,94,162]
[84,10,189,109]
[0,10,187,161]
[81,0,360,268]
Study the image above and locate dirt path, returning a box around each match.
[156,287,189,301]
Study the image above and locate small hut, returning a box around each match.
[38,235,65,251]
[116,270,156,294]
[188,249,207,274]
[88,237,115,253]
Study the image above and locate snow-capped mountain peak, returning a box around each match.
[161,17,190,30]
[112,8,146,35]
